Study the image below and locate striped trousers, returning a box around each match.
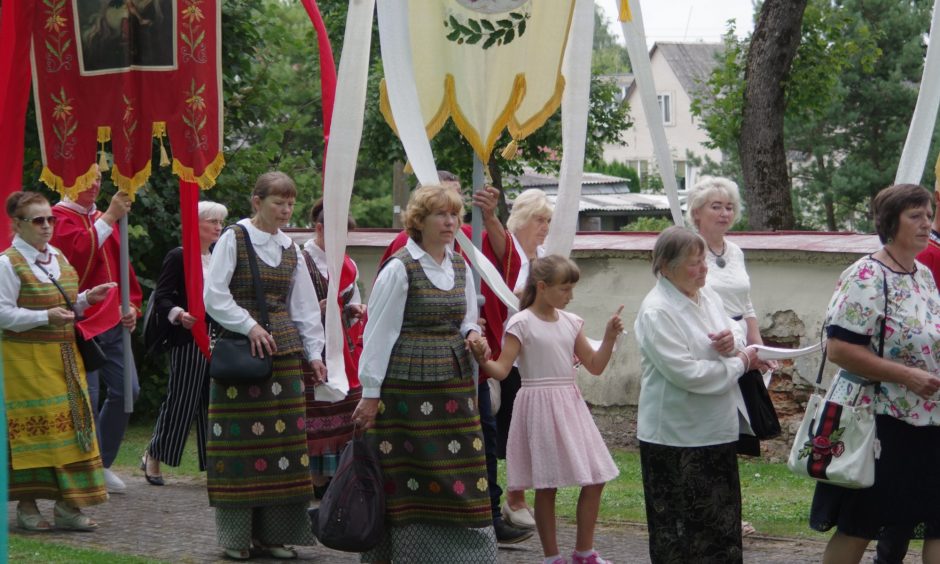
[147,341,210,470]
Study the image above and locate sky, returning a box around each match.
[597,0,757,45]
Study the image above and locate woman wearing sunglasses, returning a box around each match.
[0,191,116,532]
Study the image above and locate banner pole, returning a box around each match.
[120,215,133,413]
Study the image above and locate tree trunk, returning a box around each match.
[739,0,807,230]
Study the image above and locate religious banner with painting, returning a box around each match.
[378,0,575,163]
[31,0,223,199]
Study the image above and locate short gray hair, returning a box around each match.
[685,176,741,229]
[652,226,705,277]
[198,201,228,221]
[507,189,553,233]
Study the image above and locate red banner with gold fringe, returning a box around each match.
[31,0,223,199]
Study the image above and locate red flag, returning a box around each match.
[30,0,224,198]
[300,0,337,175]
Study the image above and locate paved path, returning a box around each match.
[6,469,918,563]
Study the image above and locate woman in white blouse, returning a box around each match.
[634,226,763,564]
[202,172,326,560]
[352,185,498,563]
[1,191,115,532]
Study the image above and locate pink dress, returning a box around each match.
[504,309,620,490]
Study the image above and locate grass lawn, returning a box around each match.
[10,535,166,563]
[110,423,829,540]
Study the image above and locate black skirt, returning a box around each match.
[810,414,940,540]
[639,440,742,564]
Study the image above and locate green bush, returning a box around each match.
[620,217,674,232]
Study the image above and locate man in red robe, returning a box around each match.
[51,167,143,494]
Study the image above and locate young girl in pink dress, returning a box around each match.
[471,254,623,564]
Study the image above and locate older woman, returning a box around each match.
[142,201,228,485]
[810,184,940,564]
[203,172,326,560]
[634,226,762,563]
[1,191,115,531]
[301,198,365,496]
[481,187,553,528]
[353,185,498,563]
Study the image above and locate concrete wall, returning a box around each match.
[340,234,871,407]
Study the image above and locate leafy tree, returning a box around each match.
[693,0,935,231]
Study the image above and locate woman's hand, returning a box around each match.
[179,311,197,330]
[708,329,736,357]
[345,303,366,320]
[352,398,380,430]
[86,282,116,305]
[120,306,137,332]
[247,324,277,359]
[904,368,940,400]
[47,307,75,326]
[736,346,761,373]
[308,359,327,385]
[465,331,490,362]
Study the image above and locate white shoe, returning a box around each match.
[501,500,536,529]
[103,468,126,494]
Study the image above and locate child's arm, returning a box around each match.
[573,305,624,375]
[470,333,521,381]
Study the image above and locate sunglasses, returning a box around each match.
[19,215,57,227]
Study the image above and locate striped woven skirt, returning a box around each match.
[367,376,491,528]
[9,458,107,507]
[305,385,362,476]
[206,354,314,508]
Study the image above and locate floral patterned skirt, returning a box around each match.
[639,440,742,564]
[366,376,491,529]
[206,354,314,508]
[810,414,940,540]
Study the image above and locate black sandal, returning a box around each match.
[140,453,165,486]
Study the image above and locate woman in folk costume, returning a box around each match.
[1,191,116,531]
[301,198,365,494]
[203,172,327,560]
[353,185,498,563]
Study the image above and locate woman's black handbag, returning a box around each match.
[739,369,782,440]
[35,262,108,373]
[208,224,274,385]
[309,435,385,552]
[75,330,108,372]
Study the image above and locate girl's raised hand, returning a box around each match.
[467,336,490,362]
[604,305,625,340]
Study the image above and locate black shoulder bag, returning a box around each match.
[208,224,274,384]
[35,261,108,373]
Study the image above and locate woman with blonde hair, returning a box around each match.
[354,184,498,562]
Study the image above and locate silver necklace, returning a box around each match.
[707,241,727,268]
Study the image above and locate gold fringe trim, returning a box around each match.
[378,71,564,163]
[98,145,110,172]
[40,163,101,201]
[619,0,632,22]
[110,161,152,200]
[151,122,166,137]
[172,152,226,190]
[97,126,111,144]
[403,160,414,175]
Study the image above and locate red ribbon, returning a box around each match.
[179,180,211,358]
[0,0,33,245]
[300,0,337,177]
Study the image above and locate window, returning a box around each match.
[657,93,673,126]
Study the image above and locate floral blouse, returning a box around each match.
[826,255,940,426]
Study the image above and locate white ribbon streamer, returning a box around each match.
[896,0,940,185]
[752,342,822,361]
[617,0,684,226]
[318,0,376,402]
[544,0,595,256]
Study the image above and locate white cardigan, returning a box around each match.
[634,277,746,447]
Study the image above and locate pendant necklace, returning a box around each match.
[707,241,727,268]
